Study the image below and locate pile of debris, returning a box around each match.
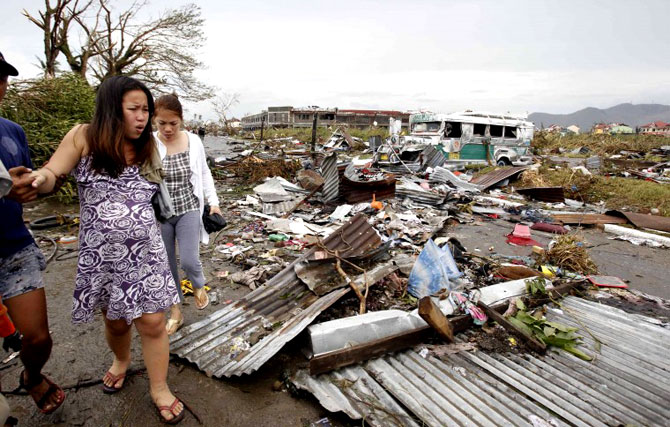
[161,133,670,426]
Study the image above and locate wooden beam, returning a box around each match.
[477,300,547,354]
[282,183,323,219]
[418,297,454,342]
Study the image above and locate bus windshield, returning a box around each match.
[412,121,441,133]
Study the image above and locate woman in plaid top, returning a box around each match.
[153,94,220,335]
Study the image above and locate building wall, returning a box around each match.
[241,106,410,130]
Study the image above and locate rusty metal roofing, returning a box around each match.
[470,166,528,191]
[169,213,384,377]
[605,209,670,233]
[339,165,396,204]
[293,296,670,426]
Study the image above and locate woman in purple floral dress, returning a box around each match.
[29,77,185,424]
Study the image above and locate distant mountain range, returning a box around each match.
[528,103,670,131]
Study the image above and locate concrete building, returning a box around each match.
[241,106,409,131]
[639,121,670,136]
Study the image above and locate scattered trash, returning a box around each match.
[541,234,598,275]
[408,239,461,298]
[506,224,541,246]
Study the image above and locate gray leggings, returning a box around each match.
[160,210,206,302]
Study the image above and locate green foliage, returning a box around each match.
[526,277,547,296]
[531,165,670,216]
[0,73,95,203]
[507,300,592,361]
[1,73,95,164]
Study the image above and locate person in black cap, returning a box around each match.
[0,51,66,415]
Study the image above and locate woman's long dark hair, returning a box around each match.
[87,76,155,177]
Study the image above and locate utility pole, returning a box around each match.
[311,112,318,161]
[260,115,266,143]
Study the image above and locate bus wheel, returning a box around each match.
[496,158,512,166]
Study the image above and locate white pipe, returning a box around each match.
[603,224,670,247]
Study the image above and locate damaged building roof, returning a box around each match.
[293,296,670,427]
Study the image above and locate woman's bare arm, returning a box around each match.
[30,124,87,193]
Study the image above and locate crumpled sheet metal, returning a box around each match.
[395,178,446,206]
[295,296,670,426]
[169,213,382,377]
[470,166,528,191]
[420,145,448,170]
[429,166,481,192]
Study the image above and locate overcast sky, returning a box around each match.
[3,0,669,121]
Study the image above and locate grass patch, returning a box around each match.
[532,132,669,156]
[525,165,670,216]
[228,156,302,184]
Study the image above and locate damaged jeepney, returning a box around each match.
[375,111,534,169]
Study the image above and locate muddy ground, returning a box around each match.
[3,201,349,427]
[4,141,670,425]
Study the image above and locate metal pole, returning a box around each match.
[311,112,318,161]
[260,115,265,143]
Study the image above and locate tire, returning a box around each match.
[496,158,512,166]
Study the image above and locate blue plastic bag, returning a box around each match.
[408,239,462,298]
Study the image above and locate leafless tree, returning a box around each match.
[24,0,214,101]
[211,92,240,128]
[23,0,92,77]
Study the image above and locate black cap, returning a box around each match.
[0,51,19,76]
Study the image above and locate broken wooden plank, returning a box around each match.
[477,300,547,354]
[551,213,627,225]
[418,297,454,342]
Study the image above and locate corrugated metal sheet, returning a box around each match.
[294,296,670,426]
[421,145,448,170]
[430,166,482,192]
[395,178,446,206]
[470,166,528,190]
[169,213,383,377]
[377,162,422,175]
[319,153,339,202]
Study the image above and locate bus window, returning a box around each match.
[504,127,518,138]
[413,121,442,133]
[473,123,487,136]
[490,125,503,137]
[444,121,462,138]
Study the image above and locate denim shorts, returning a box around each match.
[0,243,46,300]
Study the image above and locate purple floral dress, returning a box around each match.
[72,156,179,324]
